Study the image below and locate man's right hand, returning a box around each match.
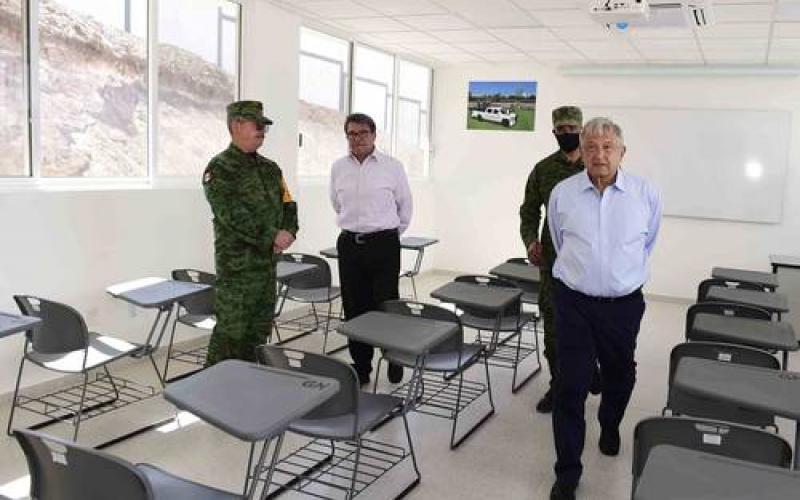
[527,241,543,266]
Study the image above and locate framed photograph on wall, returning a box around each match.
[467,80,537,132]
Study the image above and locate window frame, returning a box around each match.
[0,0,243,190]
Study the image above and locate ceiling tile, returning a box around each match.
[433,29,497,42]
[364,0,447,16]
[704,50,767,64]
[701,38,769,50]
[527,50,588,62]
[634,38,698,50]
[454,40,518,53]
[333,17,410,32]
[528,9,596,26]
[488,27,558,43]
[632,27,695,39]
[699,23,771,38]
[772,38,800,50]
[713,4,775,23]
[551,25,616,40]
[513,0,584,9]
[295,1,378,19]
[773,22,800,37]
[394,14,474,31]
[366,31,439,43]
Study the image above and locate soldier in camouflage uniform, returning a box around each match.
[202,100,299,365]
[520,106,598,413]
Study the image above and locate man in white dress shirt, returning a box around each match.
[330,113,413,385]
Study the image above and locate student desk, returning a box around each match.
[690,313,797,368]
[706,286,789,319]
[712,266,779,290]
[674,357,800,469]
[634,444,800,500]
[164,360,339,499]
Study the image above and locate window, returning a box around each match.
[297,30,433,179]
[158,0,239,176]
[395,59,431,177]
[352,45,393,154]
[297,27,350,177]
[39,0,148,177]
[0,0,26,176]
[0,0,240,181]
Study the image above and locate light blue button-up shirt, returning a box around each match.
[548,168,662,297]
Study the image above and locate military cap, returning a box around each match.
[227,100,273,126]
[552,106,583,127]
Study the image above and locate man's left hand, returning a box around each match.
[273,230,295,253]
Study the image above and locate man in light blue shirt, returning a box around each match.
[547,117,662,500]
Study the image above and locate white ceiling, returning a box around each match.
[268,0,800,67]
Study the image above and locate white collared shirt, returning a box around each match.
[330,150,413,234]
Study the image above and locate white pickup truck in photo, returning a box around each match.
[471,106,517,127]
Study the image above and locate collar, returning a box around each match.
[580,167,626,192]
[350,148,379,165]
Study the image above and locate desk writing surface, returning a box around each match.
[674,357,800,420]
[489,262,541,284]
[692,313,797,351]
[430,282,521,312]
[164,360,339,442]
[706,286,789,313]
[400,237,438,249]
[771,254,800,270]
[107,279,210,308]
[277,261,316,280]
[711,267,779,288]
[0,313,41,338]
[634,445,800,500]
[337,311,457,355]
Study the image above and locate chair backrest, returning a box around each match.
[14,295,89,354]
[685,302,771,340]
[632,416,792,486]
[503,258,541,295]
[379,299,463,354]
[14,428,153,500]
[666,342,779,428]
[453,275,522,320]
[696,278,765,302]
[279,253,331,290]
[257,345,358,424]
[171,269,216,315]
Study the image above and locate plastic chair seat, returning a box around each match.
[26,333,141,372]
[459,312,536,332]
[137,463,241,500]
[285,286,341,303]
[289,393,402,439]
[177,313,216,330]
[384,344,483,372]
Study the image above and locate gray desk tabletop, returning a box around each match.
[674,357,800,420]
[0,312,41,339]
[711,267,779,288]
[107,278,211,308]
[430,281,522,312]
[164,360,339,442]
[770,254,800,270]
[337,311,457,355]
[692,313,797,351]
[706,286,789,314]
[489,262,541,284]
[634,445,800,500]
[277,261,317,280]
[400,236,439,249]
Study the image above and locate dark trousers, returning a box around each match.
[551,279,645,486]
[337,229,401,377]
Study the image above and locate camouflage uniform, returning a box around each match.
[519,106,583,388]
[203,101,298,365]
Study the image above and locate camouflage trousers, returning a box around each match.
[206,272,276,365]
[538,268,558,386]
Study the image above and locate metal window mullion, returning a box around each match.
[27,0,40,178]
[148,0,158,180]
[390,55,399,156]
[425,67,433,177]
[235,1,241,100]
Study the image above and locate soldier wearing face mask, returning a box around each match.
[519,106,600,414]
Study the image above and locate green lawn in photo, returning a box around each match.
[467,106,536,131]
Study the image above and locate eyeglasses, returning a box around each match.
[582,143,620,155]
[346,130,372,140]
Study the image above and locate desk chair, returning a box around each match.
[697,278,764,303]
[257,345,419,500]
[8,296,146,440]
[664,341,780,430]
[631,416,791,497]
[163,269,216,380]
[14,428,239,500]
[275,253,343,354]
[454,275,540,393]
[374,300,495,449]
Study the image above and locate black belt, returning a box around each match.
[342,228,397,245]
[556,279,642,303]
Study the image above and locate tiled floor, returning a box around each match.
[1,270,797,499]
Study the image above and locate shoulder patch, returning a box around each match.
[280,177,294,203]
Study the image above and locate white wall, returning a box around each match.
[432,63,800,299]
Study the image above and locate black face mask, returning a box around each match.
[555,132,580,153]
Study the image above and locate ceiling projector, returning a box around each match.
[589,0,651,24]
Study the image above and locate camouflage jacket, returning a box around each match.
[519,150,583,269]
[203,143,299,275]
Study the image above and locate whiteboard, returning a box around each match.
[582,106,791,224]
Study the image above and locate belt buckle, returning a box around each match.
[354,233,365,245]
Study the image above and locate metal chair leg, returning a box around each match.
[6,357,26,436]
[72,372,90,441]
[347,437,362,500]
